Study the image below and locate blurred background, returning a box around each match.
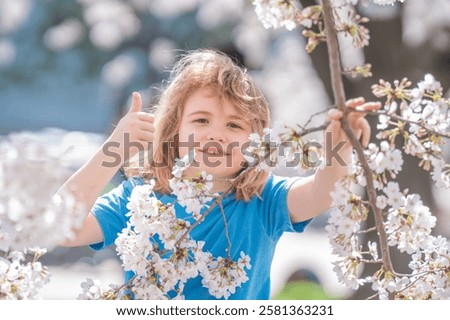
[1,0,449,299]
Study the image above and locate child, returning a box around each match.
[62,48,379,299]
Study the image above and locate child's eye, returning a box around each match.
[194,118,209,124]
[228,122,243,129]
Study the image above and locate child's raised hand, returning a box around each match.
[108,92,155,161]
[326,97,381,152]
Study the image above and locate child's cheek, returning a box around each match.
[178,131,200,158]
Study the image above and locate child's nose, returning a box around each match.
[207,131,226,142]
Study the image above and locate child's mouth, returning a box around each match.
[201,146,226,156]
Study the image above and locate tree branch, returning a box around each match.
[321,0,395,291]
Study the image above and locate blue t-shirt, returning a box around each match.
[90,174,311,299]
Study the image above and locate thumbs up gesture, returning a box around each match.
[107,92,155,163]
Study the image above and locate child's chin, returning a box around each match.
[200,168,239,180]
[182,165,229,178]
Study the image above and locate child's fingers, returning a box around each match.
[347,102,381,132]
[354,101,382,113]
[358,118,371,147]
[138,112,155,124]
[138,120,154,132]
[345,97,365,109]
[136,131,154,143]
[327,102,375,147]
[346,97,382,114]
[326,118,341,132]
[327,109,342,121]
[128,92,142,113]
[324,119,341,145]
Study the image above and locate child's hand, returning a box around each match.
[108,92,155,161]
[326,97,381,153]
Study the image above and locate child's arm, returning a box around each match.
[61,92,155,246]
[287,98,381,223]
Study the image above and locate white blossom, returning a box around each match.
[383,182,404,209]
[78,278,104,300]
[253,0,301,31]
[373,0,405,5]
[376,195,388,209]
[79,0,141,50]
[0,39,16,66]
[200,252,251,299]
[107,158,251,299]
[43,19,84,51]
[0,0,33,35]
[0,133,85,252]
[0,248,50,300]
[386,194,437,254]
[169,170,215,218]
[430,156,450,188]
[368,241,379,260]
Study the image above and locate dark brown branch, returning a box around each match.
[321,0,395,289]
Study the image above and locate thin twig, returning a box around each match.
[108,274,137,299]
[295,122,330,136]
[355,226,377,234]
[350,109,450,139]
[392,269,446,297]
[366,292,380,300]
[301,108,333,130]
[217,197,232,260]
[359,258,383,264]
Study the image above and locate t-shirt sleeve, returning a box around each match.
[260,174,312,241]
[89,178,141,250]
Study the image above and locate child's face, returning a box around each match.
[178,87,252,180]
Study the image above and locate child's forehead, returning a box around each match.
[184,87,250,116]
[184,87,227,108]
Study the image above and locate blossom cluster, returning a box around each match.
[327,74,450,299]
[78,155,251,300]
[328,177,450,299]
[253,0,373,53]
[0,248,50,300]
[253,0,407,77]
[372,74,450,188]
[326,179,369,290]
[246,124,323,173]
[252,0,299,31]
[0,133,84,252]
[169,154,215,220]
[0,133,85,299]
[373,0,406,5]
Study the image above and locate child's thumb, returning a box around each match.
[128,92,142,113]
